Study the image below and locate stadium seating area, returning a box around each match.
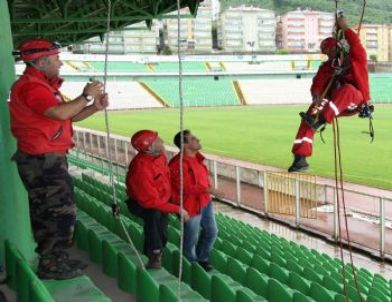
[7,153,391,301]
[370,74,392,103]
[89,61,149,72]
[67,155,392,301]
[143,78,239,107]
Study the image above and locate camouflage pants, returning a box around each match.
[13,151,76,257]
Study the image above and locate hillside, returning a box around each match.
[220,0,392,24]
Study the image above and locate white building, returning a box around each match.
[165,5,213,53]
[218,6,276,53]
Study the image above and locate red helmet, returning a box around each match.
[131,130,158,152]
[320,37,338,54]
[13,39,61,62]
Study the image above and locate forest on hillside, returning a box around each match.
[220,0,392,24]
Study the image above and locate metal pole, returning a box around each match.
[83,132,87,158]
[124,141,129,164]
[295,178,301,227]
[235,166,241,206]
[263,171,269,215]
[114,138,119,176]
[324,184,328,205]
[213,160,218,189]
[97,134,101,156]
[380,197,385,258]
[333,187,339,241]
[89,132,93,152]
[75,131,80,158]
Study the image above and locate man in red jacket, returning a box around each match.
[288,16,370,172]
[169,130,224,271]
[126,130,190,269]
[10,39,108,280]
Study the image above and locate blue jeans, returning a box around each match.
[183,201,218,262]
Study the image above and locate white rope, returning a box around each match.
[176,0,185,299]
[102,0,144,269]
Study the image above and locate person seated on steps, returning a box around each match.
[126,130,190,269]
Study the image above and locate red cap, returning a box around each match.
[320,37,338,54]
[131,130,158,152]
[13,39,61,62]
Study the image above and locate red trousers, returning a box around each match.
[292,84,364,157]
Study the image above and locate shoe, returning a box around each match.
[37,256,83,280]
[300,112,326,130]
[146,250,162,269]
[288,155,309,173]
[53,250,88,270]
[198,261,213,272]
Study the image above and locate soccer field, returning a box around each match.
[77,105,392,190]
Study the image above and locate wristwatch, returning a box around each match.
[82,92,94,103]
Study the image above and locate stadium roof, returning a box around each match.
[8,0,201,46]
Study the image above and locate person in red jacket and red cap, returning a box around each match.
[288,16,370,172]
[126,130,190,269]
[169,130,225,271]
[9,39,109,280]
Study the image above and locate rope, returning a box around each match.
[176,0,185,299]
[334,119,364,301]
[101,0,144,269]
[331,2,363,301]
[357,0,367,34]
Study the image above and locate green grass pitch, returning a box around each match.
[77,105,392,190]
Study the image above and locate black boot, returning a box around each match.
[288,155,309,173]
[300,112,326,130]
[37,255,83,280]
[53,250,88,270]
[198,261,213,272]
[146,250,163,269]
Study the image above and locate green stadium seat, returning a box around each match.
[234,247,253,266]
[251,255,270,275]
[236,288,268,302]
[323,275,343,293]
[209,249,227,272]
[308,282,335,302]
[288,271,311,296]
[211,274,236,302]
[293,292,313,302]
[225,257,246,283]
[102,239,132,277]
[243,267,268,297]
[191,262,211,299]
[171,250,192,284]
[30,279,55,302]
[266,279,292,302]
[269,262,290,285]
[43,276,111,302]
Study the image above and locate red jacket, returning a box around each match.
[9,67,73,155]
[169,152,211,217]
[126,152,180,214]
[311,29,370,102]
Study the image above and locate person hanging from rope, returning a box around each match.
[288,15,371,173]
[9,39,109,280]
[169,130,225,271]
[126,130,190,269]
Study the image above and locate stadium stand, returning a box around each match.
[370,74,392,103]
[89,61,149,72]
[151,62,208,72]
[61,81,163,109]
[5,241,111,302]
[239,78,313,105]
[64,154,392,302]
[142,78,239,107]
